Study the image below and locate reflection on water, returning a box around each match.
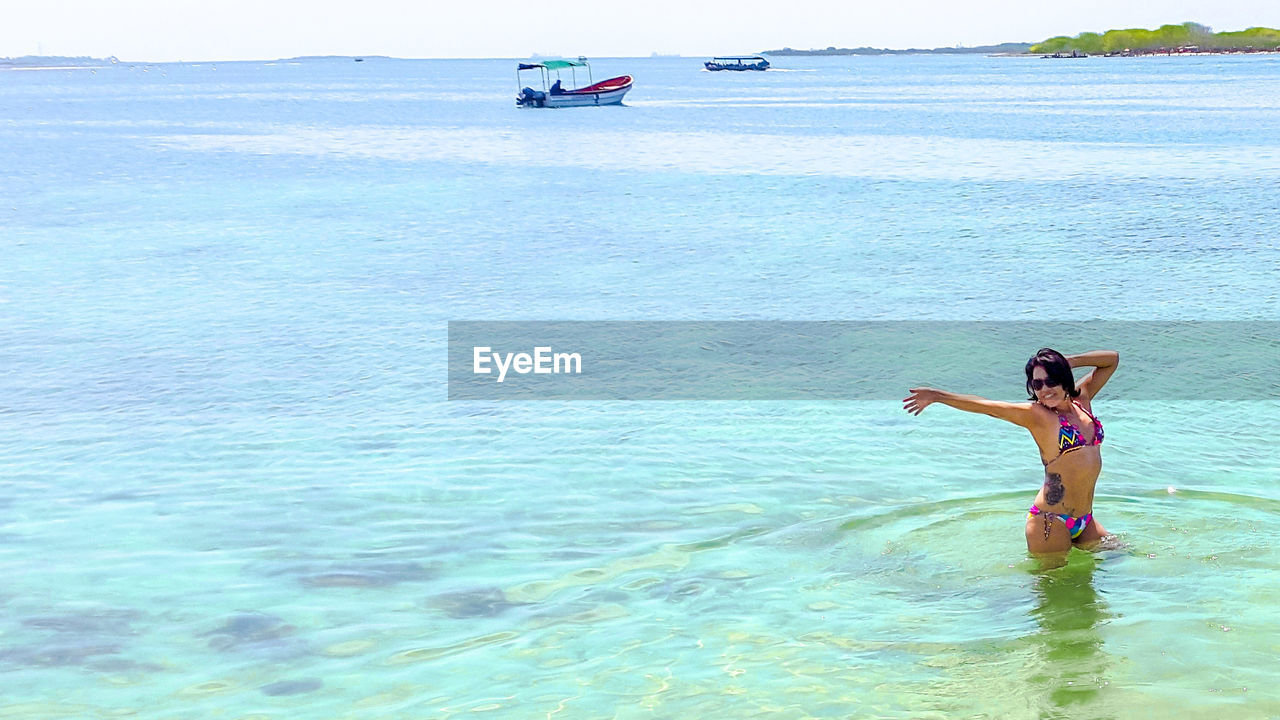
[1028,554,1113,717]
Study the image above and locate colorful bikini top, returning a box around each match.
[1045,400,1103,464]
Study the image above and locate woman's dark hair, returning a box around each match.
[1025,347,1080,400]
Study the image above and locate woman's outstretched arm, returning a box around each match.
[903,387,1037,428]
[1069,350,1120,400]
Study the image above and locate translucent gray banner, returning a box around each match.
[447,322,1279,401]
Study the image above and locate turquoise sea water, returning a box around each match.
[3,55,1280,718]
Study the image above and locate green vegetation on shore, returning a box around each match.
[1031,22,1280,54]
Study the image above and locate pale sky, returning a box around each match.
[4,0,1279,61]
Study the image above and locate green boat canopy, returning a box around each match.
[518,59,588,70]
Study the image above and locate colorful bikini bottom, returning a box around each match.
[1027,504,1092,540]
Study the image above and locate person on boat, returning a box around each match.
[550,79,564,94]
[902,348,1120,558]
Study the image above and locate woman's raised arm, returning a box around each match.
[903,387,1037,428]
[1069,350,1120,400]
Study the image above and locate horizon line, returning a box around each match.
[3,46,1044,65]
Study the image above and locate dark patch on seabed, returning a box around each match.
[203,611,310,660]
[205,612,296,642]
[22,608,143,635]
[261,678,324,696]
[292,561,435,588]
[429,587,530,618]
[0,606,165,672]
[0,641,122,668]
[87,490,154,503]
[250,556,434,588]
[665,580,709,602]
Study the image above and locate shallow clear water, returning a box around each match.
[2,55,1279,718]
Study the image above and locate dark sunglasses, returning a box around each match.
[1030,377,1061,391]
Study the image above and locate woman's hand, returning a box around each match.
[902,387,940,416]
[902,387,1037,427]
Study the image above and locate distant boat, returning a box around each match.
[354,58,364,62]
[515,59,633,108]
[704,56,770,71]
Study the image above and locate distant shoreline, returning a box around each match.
[763,44,1280,58]
[763,43,1032,56]
[0,55,119,68]
[5,47,1280,67]
[0,54,399,68]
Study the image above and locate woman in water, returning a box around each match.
[902,348,1120,556]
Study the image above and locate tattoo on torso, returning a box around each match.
[1044,473,1065,506]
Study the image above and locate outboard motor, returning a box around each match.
[517,87,547,107]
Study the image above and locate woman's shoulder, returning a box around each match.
[1026,401,1063,427]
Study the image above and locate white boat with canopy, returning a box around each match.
[515,58,633,108]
